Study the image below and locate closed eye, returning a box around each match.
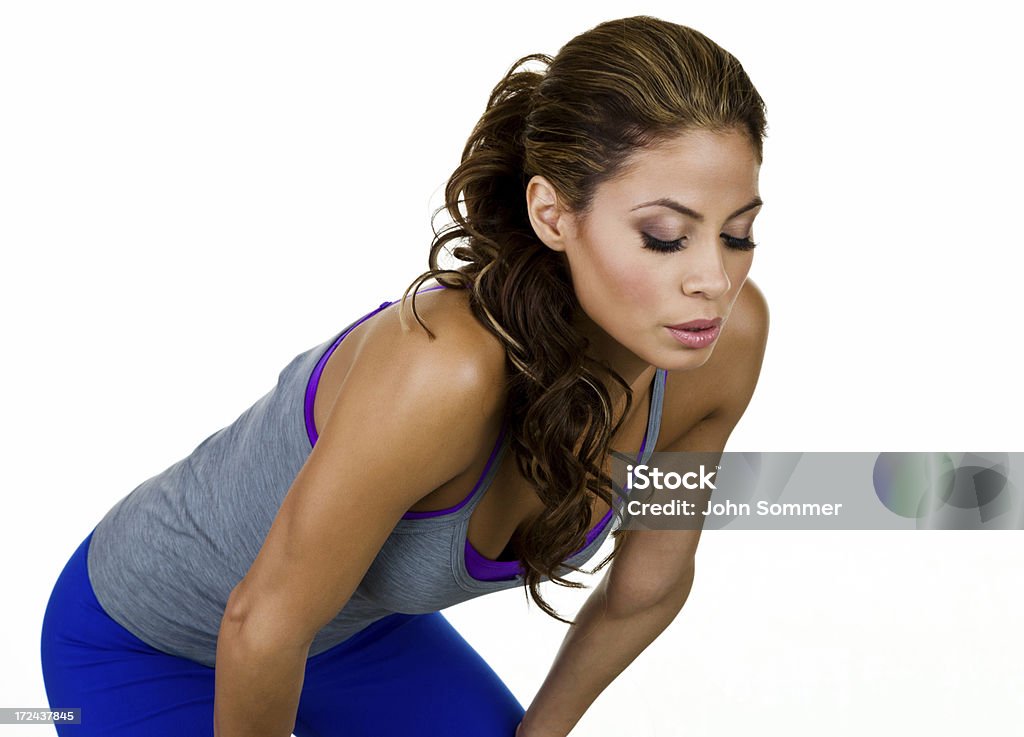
[641,233,758,253]
[640,233,685,253]
[722,234,758,251]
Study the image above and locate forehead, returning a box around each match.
[595,128,761,209]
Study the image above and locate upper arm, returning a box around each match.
[605,279,769,610]
[224,309,505,650]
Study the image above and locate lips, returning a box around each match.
[668,317,723,331]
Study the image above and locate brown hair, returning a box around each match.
[402,15,767,623]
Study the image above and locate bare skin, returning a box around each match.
[310,126,765,567]
[214,127,769,737]
[308,280,761,564]
[512,128,767,737]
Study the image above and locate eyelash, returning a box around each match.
[641,233,759,254]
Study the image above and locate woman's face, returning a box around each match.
[533,127,762,377]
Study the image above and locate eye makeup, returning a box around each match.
[640,232,758,254]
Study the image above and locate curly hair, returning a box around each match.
[400,15,767,623]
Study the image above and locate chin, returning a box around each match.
[664,345,717,370]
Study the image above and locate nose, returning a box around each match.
[679,237,731,299]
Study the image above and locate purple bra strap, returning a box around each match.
[304,284,450,447]
[465,369,663,581]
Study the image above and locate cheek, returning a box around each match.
[580,249,658,310]
[616,270,655,306]
[728,258,754,295]
[567,226,665,317]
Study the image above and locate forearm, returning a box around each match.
[213,613,311,737]
[521,567,695,737]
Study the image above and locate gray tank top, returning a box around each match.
[87,291,667,668]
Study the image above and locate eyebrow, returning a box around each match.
[631,196,764,221]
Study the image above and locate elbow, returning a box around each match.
[218,593,259,657]
[659,561,697,611]
[220,587,255,646]
[223,585,251,626]
[604,560,696,618]
[219,587,314,659]
[217,611,312,667]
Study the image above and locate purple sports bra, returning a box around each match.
[305,284,667,581]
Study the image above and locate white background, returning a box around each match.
[2,1,1022,735]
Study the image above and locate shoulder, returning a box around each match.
[307,284,510,480]
[722,277,770,351]
[353,285,510,413]
[658,278,769,449]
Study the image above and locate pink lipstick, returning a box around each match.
[666,317,722,349]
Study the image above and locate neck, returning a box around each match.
[571,307,659,414]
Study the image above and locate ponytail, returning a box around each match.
[402,16,768,624]
[403,53,629,624]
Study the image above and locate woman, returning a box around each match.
[40,15,769,737]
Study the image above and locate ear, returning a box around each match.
[525,175,578,253]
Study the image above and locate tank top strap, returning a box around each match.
[399,415,510,523]
[608,367,667,503]
[456,417,511,517]
[639,368,667,465]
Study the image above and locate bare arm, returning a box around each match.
[519,280,769,736]
[515,407,722,737]
[517,565,694,737]
[213,309,505,737]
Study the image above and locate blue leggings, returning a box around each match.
[40,530,526,736]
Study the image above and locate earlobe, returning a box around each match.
[525,175,571,253]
